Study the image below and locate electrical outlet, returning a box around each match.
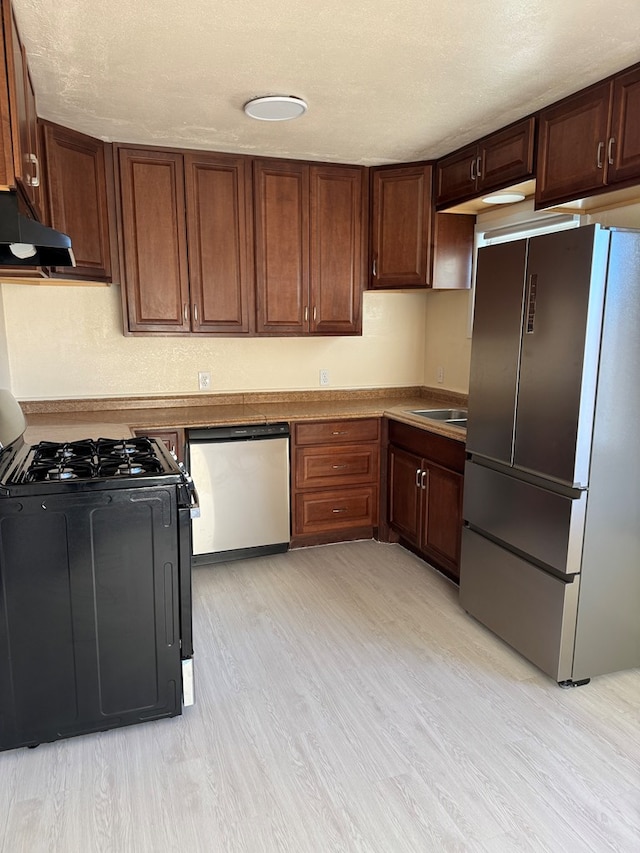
[437,366,444,384]
[319,368,330,386]
[198,371,211,391]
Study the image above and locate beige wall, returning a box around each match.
[0,293,9,389]
[423,290,472,393]
[2,284,430,400]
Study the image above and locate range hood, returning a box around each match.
[0,192,75,267]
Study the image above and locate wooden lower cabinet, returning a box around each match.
[291,418,380,546]
[387,420,465,581]
[134,427,185,463]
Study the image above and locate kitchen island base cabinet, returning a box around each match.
[291,418,380,547]
[387,420,464,581]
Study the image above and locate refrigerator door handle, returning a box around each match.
[525,273,538,334]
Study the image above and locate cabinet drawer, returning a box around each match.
[295,443,379,488]
[294,418,379,446]
[294,486,378,535]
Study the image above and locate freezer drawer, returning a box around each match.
[463,461,586,575]
[459,528,580,682]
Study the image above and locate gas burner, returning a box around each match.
[96,437,155,459]
[25,459,96,483]
[97,455,164,478]
[33,440,95,466]
[48,466,78,481]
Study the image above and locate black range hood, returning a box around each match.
[0,191,75,267]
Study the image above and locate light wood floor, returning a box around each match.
[1,541,638,852]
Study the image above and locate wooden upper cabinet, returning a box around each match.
[608,66,640,185]
[41,121,116,282]
[118,147,190,333]
[431,212,475,290]
[254,159,364,336]
[185,152,254,334]
[536,66,640,207]
[536,82,612,206]
[1,0,42,216]
[370,164,432,288]
[254,159,309,335]
[309,164,365,334]
[436,117,534,209]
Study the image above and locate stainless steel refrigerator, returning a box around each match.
[459,224,640,685]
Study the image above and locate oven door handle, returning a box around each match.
[188,482,201,519]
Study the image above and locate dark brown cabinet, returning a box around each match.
[387,420,465,581]
[41,121,117,282]
[435,118,535,209]
[134,428,185,463]
[431,213,475,290]
[254,159,365,335]
[118,147,253,334]
[0,0,42,217]
[291,418,380,545]
[536,66,640,206]
[185,152,254,334]
[369,164,432,288]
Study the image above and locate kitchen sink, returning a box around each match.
[408,408,468,428]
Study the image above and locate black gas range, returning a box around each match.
[0,424,198,752]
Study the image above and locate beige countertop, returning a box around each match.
[21,387,467,444]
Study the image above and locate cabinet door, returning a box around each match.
[388,444,422,547]
[608,66,640,185]
[422,463,464,579]
[309,164,364,334]
[434,145,477,208]
[42,122,114,281]
[23,64,43,218]
[536,82,612,206]
[370,165,432,288]
[477,117,535,194]
[3,4,38,209]
[254,159,309,334]
[431,213,475,290]
[118,147,190,333]
[185,152,254,334]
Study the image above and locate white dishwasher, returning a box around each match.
[187,423,290,564]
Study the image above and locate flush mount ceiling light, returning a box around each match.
[243,95,308,121]
[481,191,527,205]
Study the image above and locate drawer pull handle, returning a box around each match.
[332,464,347,469]
[332,507,348,513]
[415,467,422,488]
[596,141,604,169]
[420,470,427,490]
[331,430,347,435]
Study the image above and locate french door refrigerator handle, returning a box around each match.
[525,273,538,334]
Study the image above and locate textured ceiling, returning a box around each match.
[11,0,640,166]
